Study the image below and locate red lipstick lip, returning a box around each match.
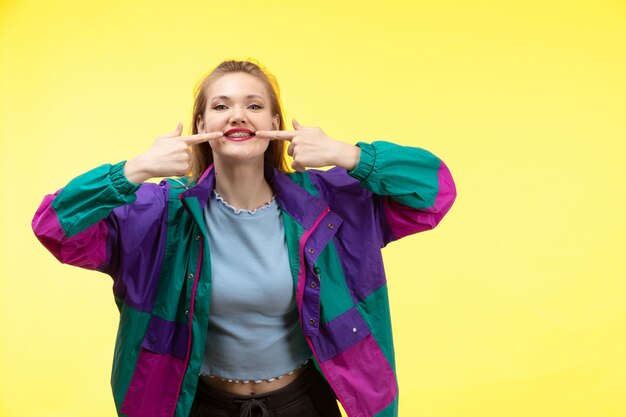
[224,128,255,136]
[223,128,255,142]
[225,135,254,142]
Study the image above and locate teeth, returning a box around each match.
[226,131,252,138]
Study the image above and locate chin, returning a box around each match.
[212,138,269,162]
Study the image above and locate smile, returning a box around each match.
[224,128,255,142]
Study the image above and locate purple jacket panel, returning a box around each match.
[105,180,170,311]
[307,167,391,302]
[309,306,372,362]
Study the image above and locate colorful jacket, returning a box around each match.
[31,140,456,417]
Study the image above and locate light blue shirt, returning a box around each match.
[199,190,312,381]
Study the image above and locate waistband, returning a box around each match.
[194,360,320,412]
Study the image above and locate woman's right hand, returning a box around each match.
[123,123,223,184]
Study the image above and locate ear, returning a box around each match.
[196,115,205,133]
[272,114,279,131]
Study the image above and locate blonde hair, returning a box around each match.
[175,58,289,189]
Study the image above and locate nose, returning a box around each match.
[228,105,247,125]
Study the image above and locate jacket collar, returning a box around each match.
[180,163,329,229]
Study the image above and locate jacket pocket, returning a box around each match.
[120,315,189,417]
[310,306,371,362]
[140,314,189,359]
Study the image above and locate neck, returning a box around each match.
[212,156,274,211]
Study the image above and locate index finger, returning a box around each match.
[180,132,224,145]
[253,130,296,141]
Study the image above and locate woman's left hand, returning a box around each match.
[254,119,361,172]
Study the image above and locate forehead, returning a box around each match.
[208,72,269,101]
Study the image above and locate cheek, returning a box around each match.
[207,137,224,152]
[250,113,275,130]
[202,114,226,132]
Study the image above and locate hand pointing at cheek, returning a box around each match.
[254,119,361,172]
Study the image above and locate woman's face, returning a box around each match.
[197,72,279,164]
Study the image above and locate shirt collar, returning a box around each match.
[179,163,329,229]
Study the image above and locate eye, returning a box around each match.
[249,104,263,110]
[213,104,227,110]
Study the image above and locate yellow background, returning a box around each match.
[2,0,625,416]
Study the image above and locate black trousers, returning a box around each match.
[190,361,342,417]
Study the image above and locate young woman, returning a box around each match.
[32,59,456,417]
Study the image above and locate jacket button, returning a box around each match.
[308,319,315,325]
[310,282,317,288]
[185,309,189,315]
[352,327,358,333]
[327,223,334,229]
[195,235,201,240]
[187,273,194,279]
[308,248,315,254]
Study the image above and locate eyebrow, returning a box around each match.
[210,94,265,101]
